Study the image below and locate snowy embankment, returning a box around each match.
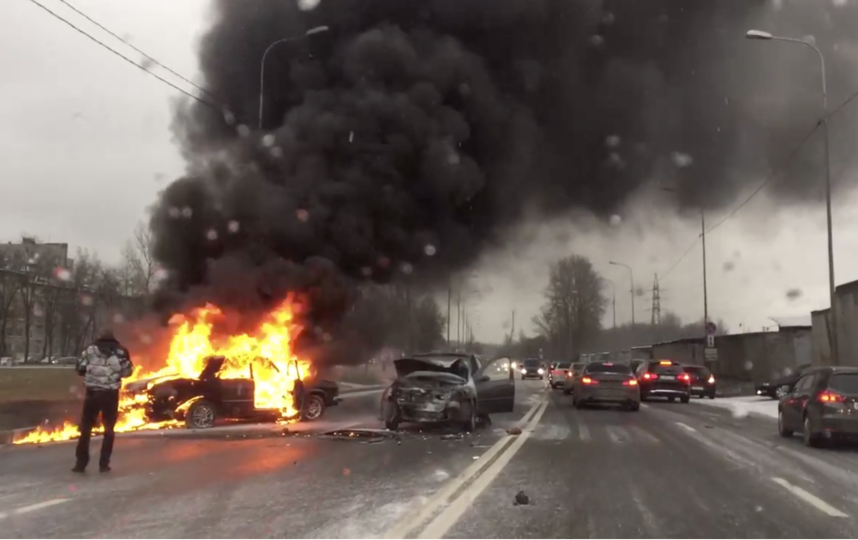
[695,395,778,420]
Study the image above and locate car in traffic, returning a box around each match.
[123,355,341,428]
[755,364,815,400]
[635,360,691,403]
[683,365,716,399]
[778,366,858,447]
[571,361,640,411]
[520,358,545,380]
[562,362,587,395]
[380,352,515,432]
[548,361,572,389]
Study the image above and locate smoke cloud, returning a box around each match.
[150,0,858,356]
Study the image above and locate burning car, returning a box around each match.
[124,355,340,429]
[380,353,515,432]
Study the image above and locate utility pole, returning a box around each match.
[446,281,451,346]
[510,309,516,342]
[651,273,661,326]
[701,209,709,328]
[457,290,462,345]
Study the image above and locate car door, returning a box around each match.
[475,356,516,415]
[783,373,815,430]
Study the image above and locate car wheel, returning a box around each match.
[562,388,571,395]
[185,400,216,429]
[628,401,640,412]
[668,396,676,403]
[803,415,821,448]
[574,398,586,409]
[775,385,790,399]
[777,410,793,438]
[707,393,716,400]
[302,393,326,421]
[461,401,476,433]
[384,401,400,431]
[680,395,690,404]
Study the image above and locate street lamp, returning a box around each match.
[745,28,836,363]
[609,261,634,325]
[258,26,330,130]
[662,187,708,327]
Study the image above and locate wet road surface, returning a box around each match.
[4,382,858,538]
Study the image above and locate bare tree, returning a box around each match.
[120,221,156,296]
[537,255,607,359]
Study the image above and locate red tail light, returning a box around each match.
[642,373,658,380]
[819,391,845,403]
[623,379,638,386]
[678,373,691,382]
[581,377,598,385]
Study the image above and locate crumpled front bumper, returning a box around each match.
[393,392,465,423]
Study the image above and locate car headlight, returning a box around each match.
[538,368,545,375]
[521,368,527,375]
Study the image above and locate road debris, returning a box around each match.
[506,427,522,435]
[514,490,530,506]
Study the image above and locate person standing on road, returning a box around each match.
[72,330,133,474]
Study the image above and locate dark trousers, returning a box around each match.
[75,388,120,468]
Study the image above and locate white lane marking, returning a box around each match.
[630,426,659,445]
[380,400,544,539]
[675,421,697,433]
[606,426,627,444]
[577,419,590,441]
[0,499,70,521]
[771,477,848,518]
[416,401,549,539]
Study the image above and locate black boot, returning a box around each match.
[72,464,86,473]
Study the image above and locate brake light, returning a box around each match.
[819,391,845,403]
[623,379,638,386]
[581,377,597,385]
[678,373,691,382]
[708,375,715,384]
[642,373,658,380]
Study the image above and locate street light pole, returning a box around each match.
[746,29,836,364]
[701,208,709,327]
[609,261,634,325]
[258,26,329,130]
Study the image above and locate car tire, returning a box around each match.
[185,400,216,429]
[707,393,716,400]
[562,388,571,395]
[668,396,676,403]
[302,393,326,422]
[680,395,690,404]
[461,401,477,433]
[628,402,640,412]
[574,398,586,409]
[777,410,793,438]
[384,401,400,431]
[803,415,821,448]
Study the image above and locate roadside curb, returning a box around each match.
[0,426,39,445]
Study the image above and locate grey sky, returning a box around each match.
[4,0,858,344]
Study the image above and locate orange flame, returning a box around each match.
[13,297,310,445]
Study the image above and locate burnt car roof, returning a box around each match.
[199,355,226,379]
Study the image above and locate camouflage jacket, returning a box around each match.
[76,338,133,391]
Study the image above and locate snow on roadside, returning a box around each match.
[695,395,779,420]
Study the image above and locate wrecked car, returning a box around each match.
[123,356,340,429]
[380,352,515,432]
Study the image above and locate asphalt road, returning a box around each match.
[4,381,858,538]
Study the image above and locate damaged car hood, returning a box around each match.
[399,370,467,387]
[394,358,468,381]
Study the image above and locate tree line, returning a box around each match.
[501,254,728,361]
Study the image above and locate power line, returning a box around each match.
[55,0,220,103]
[25,0,223,112]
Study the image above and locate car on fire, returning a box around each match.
[123,355,341,429]
[380,352,515,432]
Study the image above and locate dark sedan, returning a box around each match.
[778,366,858,447]
[683,365,716,399]
[756,364,815,399]
[520,358,545,380]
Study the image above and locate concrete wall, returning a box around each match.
[651,329,811,381]
[811,309,831,366]
[811,280,858,368]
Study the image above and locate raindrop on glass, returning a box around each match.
[262,134,276,147]
[223,110,236,125]
[206,229,218,241]
[54,267,71,281]
[228,220,240,233]
[139,333,152,345]
[181,207,193,219]
[424,244,437,256]
[609,215,622,226]
[270,146,284,158]
[601,12,615,25]
[153,267,169,282]
[401,262,414,275]
[671,152,694,168]
[237,125,251,138]
[590,35,605,47]
[348,131,354,143]
[361,266,373,277]
[447,152,461,166]
[168,207,181,219]
[743,361,754,371]
[297,0,321,10]
[296,209,309,222]
[378,256,391,268]
[113,313,126,324]
[606,135,621,148]
[81,294,94,307]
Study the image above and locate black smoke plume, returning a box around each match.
[151,0,858,360]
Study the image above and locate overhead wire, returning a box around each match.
[25,0,224,113]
